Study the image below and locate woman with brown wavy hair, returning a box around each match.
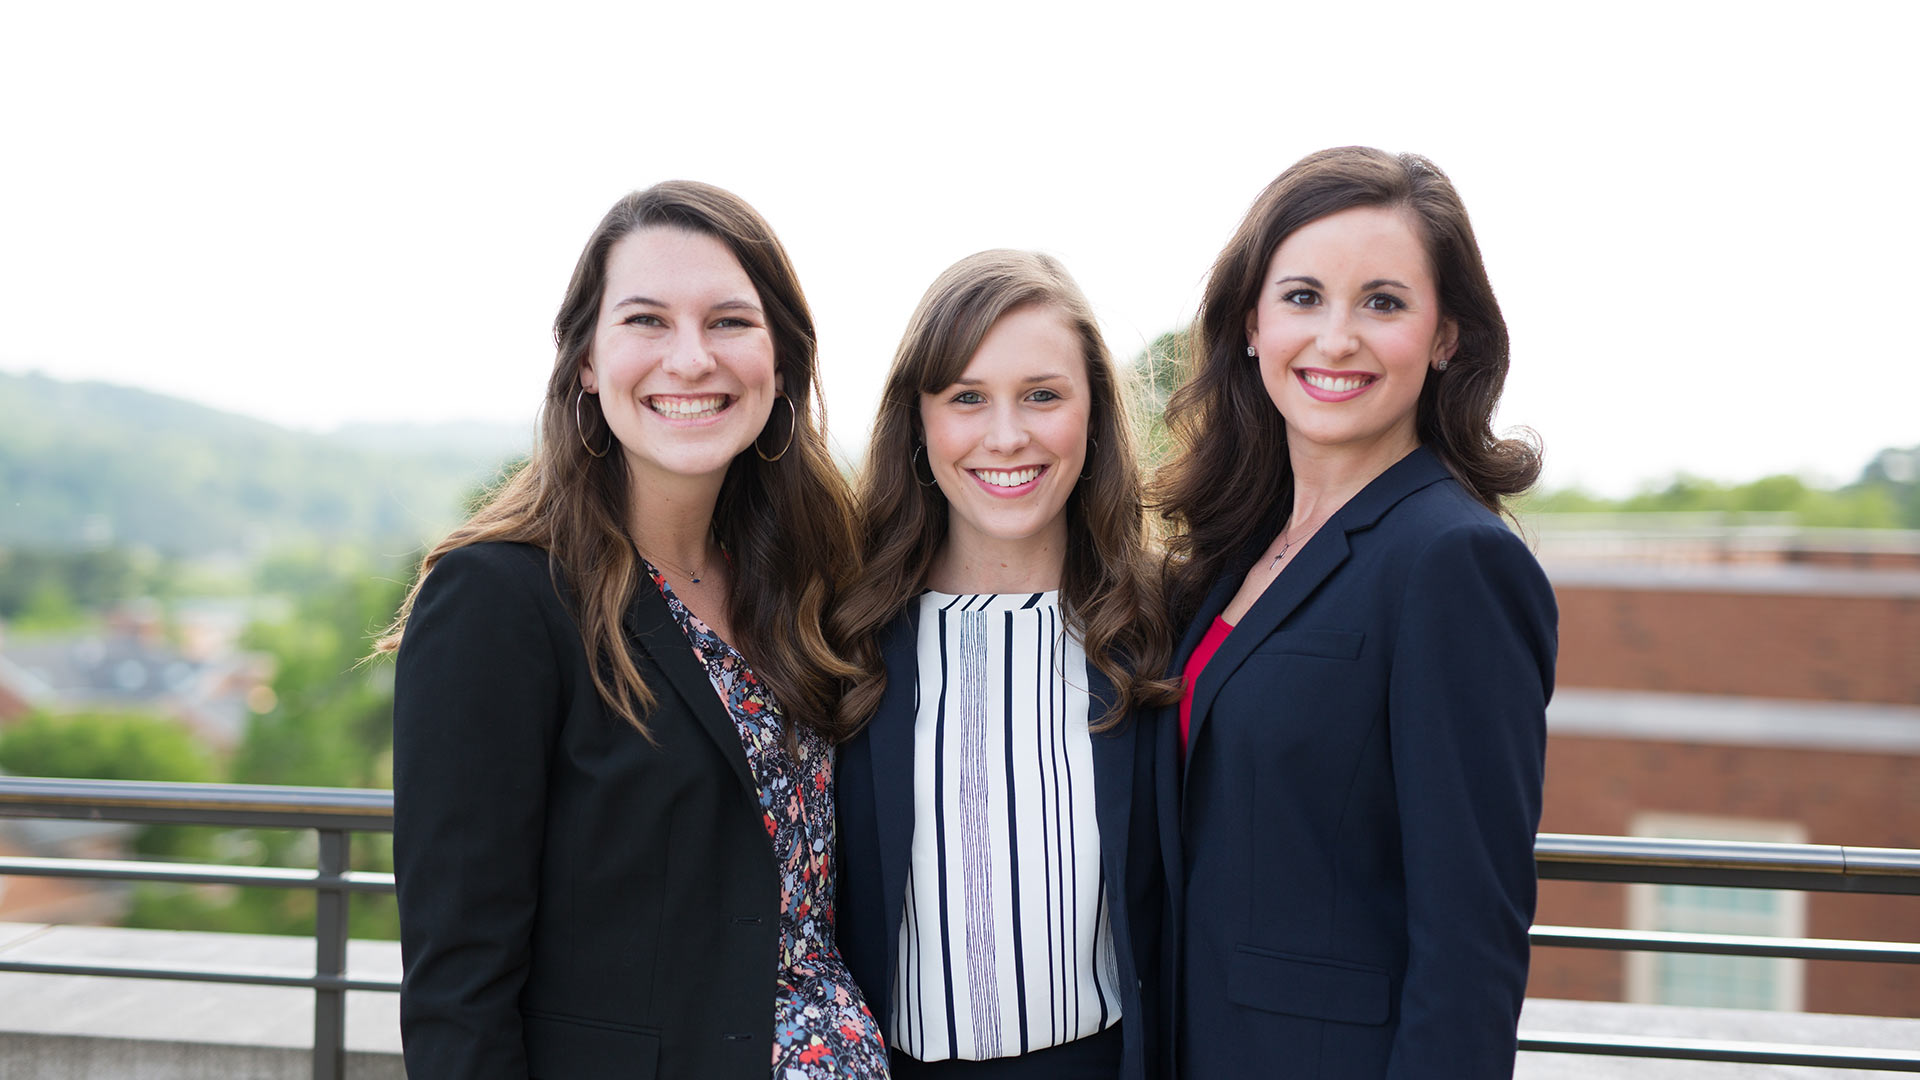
[834,250,1177,1080]
[381,182,888,1079]
[1153,147,1556,1079]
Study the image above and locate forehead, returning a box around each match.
[952,304,1087,384]
[1266,205,1434,285]
[601,225,756,301]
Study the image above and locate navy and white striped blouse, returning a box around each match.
[890,589,1121,1062]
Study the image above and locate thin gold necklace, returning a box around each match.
[641,544,714,585]
[1268,509,1332,569]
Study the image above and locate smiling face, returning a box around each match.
[581,226,779,493]
[1246,205,1458,467]
[919,303,1091,576]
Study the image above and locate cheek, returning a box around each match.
[1052,408,1094,462]
[1385,324,1445,370]
[728,339,779,386]
[918,411,970,467]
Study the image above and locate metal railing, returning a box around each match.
[3,778,1919,1075]
[0,776,394,1080]
[1529,833,1920,1071]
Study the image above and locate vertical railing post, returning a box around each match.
[314,829,349,1080]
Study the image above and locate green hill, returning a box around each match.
[0,371,529,557]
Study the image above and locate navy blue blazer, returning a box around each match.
[837,606,1163,1079]
[1157,448,1556,1079]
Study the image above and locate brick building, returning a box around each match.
[1527,521,1920,1017]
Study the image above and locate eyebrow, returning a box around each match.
[1274,275,1412,291]
[952,373,1070,386]
[609,295,764,313]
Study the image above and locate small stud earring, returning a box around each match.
[1436,359,1450,371]
[1246,346,1257,358]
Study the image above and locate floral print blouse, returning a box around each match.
[649,564,890,1079]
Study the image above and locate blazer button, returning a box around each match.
[731,915,763,926]
[724,1032,754,1041]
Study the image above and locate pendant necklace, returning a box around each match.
[642,546,711,585]
[1269,509,1331,570]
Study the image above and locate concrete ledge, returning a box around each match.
[1520,998,1920,1079]
[0,922,399,1079]
[5,926,1920,1078]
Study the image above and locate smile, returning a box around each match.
[1297,369,1377,402]
[971,465,1046,489]
[647,394,731,420]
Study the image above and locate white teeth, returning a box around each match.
[649,395,728,419]
[975,466,1043,488]
[1303,372,1373,392]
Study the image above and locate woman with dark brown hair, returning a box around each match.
[834,250,1177,1079]
[382,182,888,1079]
[1153,147,1557,1078]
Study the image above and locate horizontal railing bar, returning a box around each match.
[1536,833,1920,895]
[1531,924,1920,964]
[0,777,393,831]
[0,957,399,992]
[1521,1029,1920,1071]
[0,855,395,893]
[3,781,1916,885]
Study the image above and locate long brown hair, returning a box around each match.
[833,250,1178,733]
[379,181,859,741]
[1154,147,1541,620]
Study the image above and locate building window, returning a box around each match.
[1626,813,1807,1012]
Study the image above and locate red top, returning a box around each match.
[1179,616,1235,754]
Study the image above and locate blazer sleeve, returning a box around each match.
[392,544,565,1078]
[1384,522,1556,1078]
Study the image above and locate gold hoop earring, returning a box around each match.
[755,393,797,462]
[912,444,938,488]
[575,386,611,458]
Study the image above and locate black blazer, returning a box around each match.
[1157,448,1556,1079]
[837,605,1163,1079]
[392,541,787,1080]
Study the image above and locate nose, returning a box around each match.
[660,328,717,379]
[1316,309,1360,361]
[982,402,1030,455]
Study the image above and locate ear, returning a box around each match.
[578,357,597,394]
[1433,317,1460,368]
[775,365,786,395]
[1244,307,1261,353]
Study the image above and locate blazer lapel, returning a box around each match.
[1182,528,1352,791]
[623,582,756,795]
[1181,446,1454,791]
[870,606,922,938]
[1085,661,1131,890]
[1157,570,1238,890]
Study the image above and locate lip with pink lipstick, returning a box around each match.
[646,393,734,423]
[1295,368,1379,403]
[967,464,1048,498]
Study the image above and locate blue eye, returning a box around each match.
[712,316,753,329]
[952,390,984,405]
[1027,388,1061,403]
[622,313,663,327]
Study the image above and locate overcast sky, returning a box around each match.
[3,1,1914,495]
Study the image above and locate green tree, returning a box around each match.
[0,709,218,858]
[1127,329,1187,467]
